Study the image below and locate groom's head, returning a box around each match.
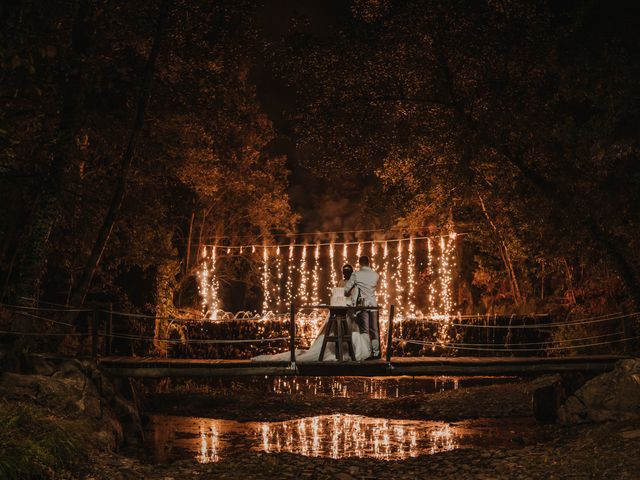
[358,256,369,267]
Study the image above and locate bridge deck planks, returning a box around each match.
[98,355,627,378]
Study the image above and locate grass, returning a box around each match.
[0,401,88,480]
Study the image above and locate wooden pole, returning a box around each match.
[91,306,99,359]
[108,303,113,355]
[386,305,395,363]
[289,303,296,367]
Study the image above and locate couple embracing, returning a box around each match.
[252,255,381,363]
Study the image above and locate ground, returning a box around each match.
[72,378,640,480]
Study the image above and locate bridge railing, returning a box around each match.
[1,302,638,360]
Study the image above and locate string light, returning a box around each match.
[407,236,416,315]
[274,245,283,312]
[329,242,337,289]
[370,241,377,269]
[427,238,435,315]
[285,243,295,306]
[261,245,270,314]
[381,241,390,315]
[311,243,321,305]
[198,246,210,315]
[197,233,458,327]
[394,239,405,317]
[299,244,309,305]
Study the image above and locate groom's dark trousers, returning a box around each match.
[356,309,381,358]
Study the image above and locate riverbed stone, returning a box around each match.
[0,355,147,449]
[558,358,640,424]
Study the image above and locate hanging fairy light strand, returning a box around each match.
[261,245,270,313]
[407,236,416,315]
[197,232,459,318]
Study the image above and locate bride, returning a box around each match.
[252,264,371,362]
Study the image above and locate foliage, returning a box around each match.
[273,0,640,316]
[0,401,87,479]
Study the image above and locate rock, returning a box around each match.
[558,358,640,424]
[0,355,146,449]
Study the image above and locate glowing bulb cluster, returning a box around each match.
[197,234,458,322]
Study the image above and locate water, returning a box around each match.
[177,375,517,399]
[144,414,540,463]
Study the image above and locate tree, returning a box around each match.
[273,0,640,313]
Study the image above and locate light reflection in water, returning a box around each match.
[227,376,515,399]
[198,424,219,463]
[146,414,536,464]
[257,414,457,460]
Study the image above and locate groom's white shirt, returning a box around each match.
[345,266,379,306]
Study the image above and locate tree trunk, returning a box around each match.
[153,259,179,356]
[477,195,522,305]
[67,0,171,314]
[12,0,94,333]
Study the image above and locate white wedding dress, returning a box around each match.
[252,287,371,362]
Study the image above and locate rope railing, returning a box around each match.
[2,302,637,359]
[409,312,639,329]
[2,301,636,329]
[395,335,640,352]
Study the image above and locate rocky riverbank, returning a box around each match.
[2,357,640,479]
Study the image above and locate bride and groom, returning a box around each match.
[253,256,380,362]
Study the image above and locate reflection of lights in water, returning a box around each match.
[150,413,529,464]
[267,376,483,398]
[429,424,456,454]
[198,423,219,463]
[254,414,458,460]
[261,423,270,453]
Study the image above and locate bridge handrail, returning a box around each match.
[396,335,640,352]
[2,301,636,330]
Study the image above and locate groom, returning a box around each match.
[345,255,380,359]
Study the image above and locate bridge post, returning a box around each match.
[289,303,296,369]
[386,305,395,364]
[91,306,99,360]
[107,303,113,355]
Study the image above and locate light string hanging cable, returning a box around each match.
[202,233,468,250]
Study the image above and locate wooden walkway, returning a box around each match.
[98,355,627,378]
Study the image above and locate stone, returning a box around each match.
[558,358,640,424]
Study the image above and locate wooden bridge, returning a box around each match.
[98,354,627,378]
